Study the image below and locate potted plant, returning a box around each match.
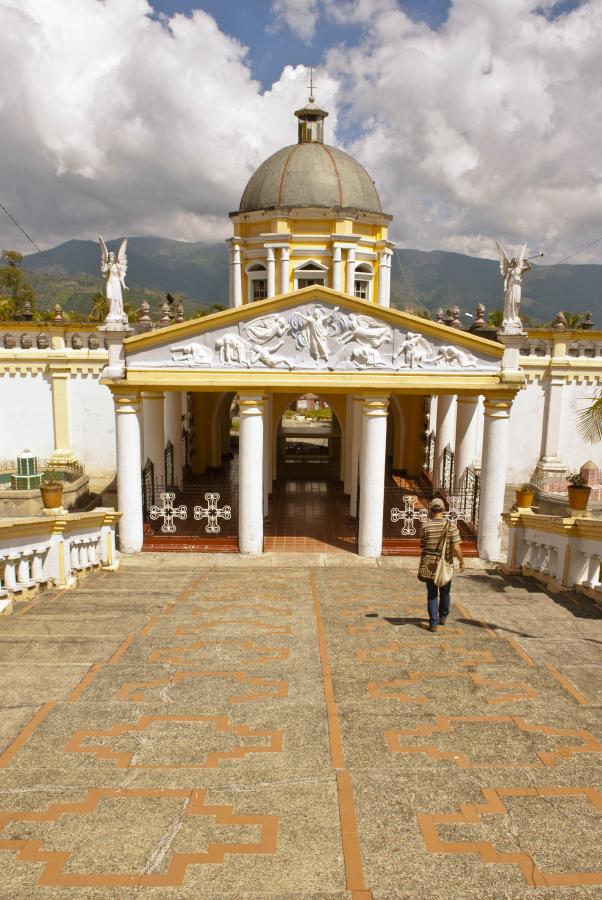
[515,483,534,509]
[40,470,64,509]
[567,472,591,512]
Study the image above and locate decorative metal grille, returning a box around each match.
[458,465,480,525]
[141,458,155,518]
[164,440,174,487]
[390,495,429,535]
[441,444,455,494]
[149,491,187,533]
[182,427,190,469]
[193,492,232,534]
[424,432,435,475]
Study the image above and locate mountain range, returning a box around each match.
[22,236,602,325]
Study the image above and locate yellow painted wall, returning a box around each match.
[400,395,425,477]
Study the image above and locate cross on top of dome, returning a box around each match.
[295,67,328,143]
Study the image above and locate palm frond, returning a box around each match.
[577,393,602,444]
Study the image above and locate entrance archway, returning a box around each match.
[264,394,355,552]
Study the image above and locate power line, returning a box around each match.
[0,199,67,278]
[392,248,422,305]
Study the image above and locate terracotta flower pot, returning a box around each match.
[41,483,63,509]
[515,488,534,509]
[567,485,591,512]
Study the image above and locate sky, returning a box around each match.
[0,0,600,263]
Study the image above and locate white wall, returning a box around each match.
[506,381,546,483]
[70,375,116,478]
[0,373,54,461]
[563,381,602,472]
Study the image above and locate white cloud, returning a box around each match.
[270,0,321,41]
[1,0,601,266]
[325,0,602,261]
[0,0,338,251]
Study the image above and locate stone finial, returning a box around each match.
[3,333,15,349]
[159,301,172,327]
[138,300,151,323]
[20,299,33,321]
[450,305,461,328]
[176,302,185,323]
[580,311,594,330]
[436,308,445,324]
[474,303,486,327]
[52,304,64,324]
[552,311,568,330]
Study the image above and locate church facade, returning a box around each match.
[1,97,601,564]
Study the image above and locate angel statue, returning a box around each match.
[99,236,128,323]
[495,241,531,330]
[290,305,342,362]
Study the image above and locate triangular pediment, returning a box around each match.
[125,286,502,375]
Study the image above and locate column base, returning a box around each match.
[50,450,79,466]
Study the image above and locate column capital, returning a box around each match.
[112,388,142,413]
[141,390,165,400]
[456,394,481,406]
[360,395,389,417]
[483,393,514,417]
[238,392,266,416]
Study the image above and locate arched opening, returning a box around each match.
[354,262,373,301]
[276,394,341,479]
[264,393,354,552]
[246,263,268,302]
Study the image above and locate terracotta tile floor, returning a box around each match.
[264,478,356,553]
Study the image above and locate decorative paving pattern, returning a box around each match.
[0,560,600,897]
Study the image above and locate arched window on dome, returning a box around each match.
[294,260,328,291]
[247,263,268,302]
[354,263,373,301]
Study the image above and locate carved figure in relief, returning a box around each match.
[216,333,248,365]
[243,314,289,344]
[99,236,128,323]
[290,305,341,361]
[170,343,213,366]
[248,340,293,369]
[351,346,385,369]
[394,332,433,369]
[496,241,531,327]
[426,345,478,368]
[340,313,392,348]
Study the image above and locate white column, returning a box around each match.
[343,394,353,494]
[433,394,457,488]
[266,248,276,298]
[228,246,234,307]
[279,246,290,295]
[238,393,264,554]
[358,395,389,558]
[263,393,272,516]
[232,244,242,307]
[332,246,342,292]
[114,390,144,554]
[383,250,392,307]
[349,395,362,516]
[346,246,356,295]
[377,251,388,306]
[164,391,183,487]
[540,375,566,465]
[454,396,480,490]
[477,395,513,562]
[142,392,165,484]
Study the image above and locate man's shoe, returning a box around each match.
[439,616,448,626]
[428,624,438,633]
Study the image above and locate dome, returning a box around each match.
[238,142,383,215]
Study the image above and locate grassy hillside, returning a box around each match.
[22,238,602,325]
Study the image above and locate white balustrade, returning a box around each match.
[504,509,602,597]
[0,508,120,601]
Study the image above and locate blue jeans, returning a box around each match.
[426,580,451,626]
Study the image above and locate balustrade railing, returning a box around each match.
[504,510,602,596]
[0,508,120,606]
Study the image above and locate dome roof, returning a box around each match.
[238,142,382,215]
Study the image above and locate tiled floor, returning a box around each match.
[264,477,356,553]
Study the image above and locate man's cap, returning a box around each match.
[429,498,445,511]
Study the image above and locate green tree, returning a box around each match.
[487,309,503,327]
[0,250,36,318]
[578,392,602,444]
[88,291,108,322]
[562,311,583,329]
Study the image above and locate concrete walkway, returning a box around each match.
[0,555,600,898]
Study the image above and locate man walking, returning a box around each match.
[420,498,465,632]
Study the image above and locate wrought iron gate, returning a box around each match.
[141,472,238,548]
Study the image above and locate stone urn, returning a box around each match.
[3,333,16,349]
[20,333,33,349]
[37,333,50,349]
[71,333,83,349]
